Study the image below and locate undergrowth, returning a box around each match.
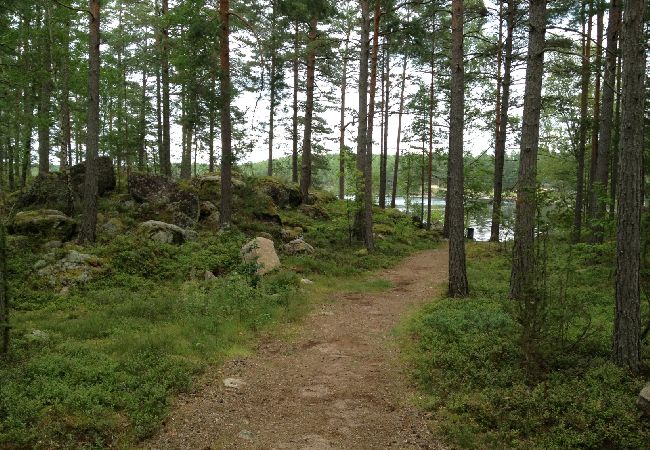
[1,197,436,448]
[400,242,650,449]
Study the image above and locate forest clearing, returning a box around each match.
[0,0,649,448]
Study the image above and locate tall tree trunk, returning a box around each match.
[427,24,436,228]
[339,32,350,200]
[390,55,407,208]
[79,0,101,244]
[268,52,276,177]
[587,3,604,229]
[590,0,621,242]
[300,15,318,202]
[155,0,163,174]
[354,0,374,250]
[510,0,546,300]
[59,16,71,171]
[573,1,592,243]
[219,0,233,227]
[209,72,216,173]
[22,83,35,187]
[610,46,623,214]
[292,21,299,184]
[448,0,468,297]
[138,50,147,171]
[613,0,645,374]
[379,37,389,209]
[38,6,52,175]
[490,0,515,242]
[160,0,172,177]
[267,4,277,177]
[363,0,381,250]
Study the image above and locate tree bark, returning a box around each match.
[447,0,468,297]
[219,0,233,227]
[589,0,621,242]
[79,0,101,244]
[427,24,436,228]
[300,15,318,202]
[0,196,8,354]
[160,0,172,177]
[38,6,52,176]
[390,55,407,209]
[587,2,604,230]
[613,0,645,374]
[379,37,389,209]
[59,15,72,171]
[292,21,299,184]
[267,3,278,177]
[354,0,374,251]
[339,31,350,200]
[138,42,148,171]
[610,47,623,215]
[490,0,515,242]
[573,1,592,243]
[510,0,546,300]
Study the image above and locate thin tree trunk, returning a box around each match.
[390,55,407,208]
[59,16,71,171]
[268,52,276,177]
[219,0,233,227]
[209,72,216,173]
[610,47,623,214]
[38,6,52,176]
[300,15,318,202]
[510,0,546,300]
[590,0,621,242]
[573,1,592,243]
[161,0,171,177]
[155,0,162,174]
[427,24,436,228]
[79,0,101,244]
[490,0,515,242]
[292,21,299,184]
[339,32,350,200]
[363,0,381,251]
[354,0,373,250]
[138,45,147,171]
[448,0,468,297]
[379,37,389,209]
[613,0,645,374]
[587,3,604,229]
[0,192,9,354]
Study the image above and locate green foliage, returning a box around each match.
[400,243,650,449]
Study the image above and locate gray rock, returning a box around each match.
[241,237,281,275]
[638,383,650,416]
[128,173,200,223]
[44,240,63,250]
[33,260,48,270]
[65,250,93,265]
[9,210,77,241]
[137,220,195,245]
[204,270,216,280]
[101,218,124,236]
[301,278,314,285]
[281,226,303,242]
[283,238,315,256]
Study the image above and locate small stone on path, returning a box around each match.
[223,378,246,389]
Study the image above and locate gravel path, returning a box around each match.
[146,245,449,449]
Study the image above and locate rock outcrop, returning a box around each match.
[283,238,315,255]
[137,220,198,245]
[638,383,650,416]
[128,173,200,226]
[8,210,77,241]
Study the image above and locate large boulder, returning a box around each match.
[8,210,77,241]
[240,237,281,275]
[128,173,200,225]
[35,249,104,287]
[136,220,197,245]
[17,158,115,214]
[69,156,116,197]
[638,383,650,417]
[283,238,315,255]
[256,177,302,208]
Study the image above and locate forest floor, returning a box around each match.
[145,245,449,449]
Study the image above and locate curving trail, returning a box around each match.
[146,245,449,450]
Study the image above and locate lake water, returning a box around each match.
[390,196,514,242]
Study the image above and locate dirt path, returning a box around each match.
[146,245,448,450]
